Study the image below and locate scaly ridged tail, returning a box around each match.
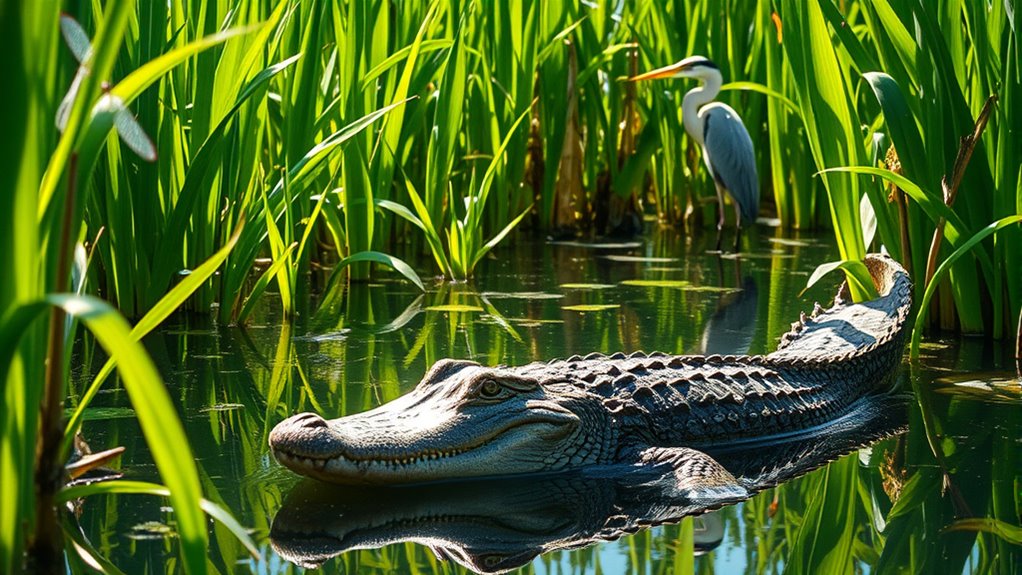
[767,253,913,380]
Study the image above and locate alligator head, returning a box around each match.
[269,359,615,484]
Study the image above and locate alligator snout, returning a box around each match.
[269,412,338,461]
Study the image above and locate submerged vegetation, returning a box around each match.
[0,0,1020,572]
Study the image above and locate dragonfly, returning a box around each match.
[56,14,157,162]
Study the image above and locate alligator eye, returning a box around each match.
[479,379,502,398]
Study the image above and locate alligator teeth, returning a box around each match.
[274,443,482,471]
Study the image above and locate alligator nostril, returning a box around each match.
[294,412,328,429]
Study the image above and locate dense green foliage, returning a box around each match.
[49,0,1021,331]
[14,0,1022,324]
[1,0,1020,572]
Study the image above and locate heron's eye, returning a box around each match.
[482,555,503,568]
[479,379,502,398]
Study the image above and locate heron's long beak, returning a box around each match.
[628,62,686,82]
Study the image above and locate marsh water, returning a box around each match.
[69,228,1020,574]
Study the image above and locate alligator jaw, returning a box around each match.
[269,394,580,484]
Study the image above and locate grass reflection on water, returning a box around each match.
[70,230,1020,574]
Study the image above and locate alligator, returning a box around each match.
[270,394,908,573]
[269,253,912,485]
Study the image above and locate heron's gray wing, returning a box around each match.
[702,103,759,224]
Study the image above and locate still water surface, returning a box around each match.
[71,229,1020,573]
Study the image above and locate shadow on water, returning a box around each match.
[67,229,1021,574]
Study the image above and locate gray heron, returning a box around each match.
[631,56,759,251]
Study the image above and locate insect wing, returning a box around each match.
[59,14,92,64]
[113,103,157,162]
[55,66,86,131]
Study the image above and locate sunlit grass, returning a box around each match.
[44,0,1020,332]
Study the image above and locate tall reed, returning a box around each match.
[38,0,1022,334]
[770,0,1019,339]
[2,1,265,571]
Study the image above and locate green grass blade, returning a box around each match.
[910,215,1022,356]
[63,225,243,453]
[818,167,967,247]
[784,457,859,574]
[802,259,880,301]
[376,199,427,232]
[394,177,452,275]
[110,26,259,105]
[1,296,208,574]
[361,39,453,90]
[61,517,128,575]
[372,0,438,203]
[943,518,1022,545]
[260,184,295,317]
[37,0,134,220]
[230,97,411,306]
[288,98,415,190]
[817,1,879,73]
[537,17,588,63]
[151,54,302,294]
[0,27,54,573]
[472,204,534,269]
[337,251,426,292]
[425,22,467,222]
[0,302,51,393]
[467,106,532,234]
[779,0,866,272]
[40,22,255,217]
[720,81,800,115]
[53,296,207,574]
[58,480,258,558]
[237,242,298,325]
[861,72,933,189]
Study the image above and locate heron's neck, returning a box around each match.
[682,70,722,146]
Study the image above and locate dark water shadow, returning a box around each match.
[700,274,758,355]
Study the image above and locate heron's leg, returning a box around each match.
[714,184,727,231]
[732,200,743,253]
[714,184,727,252]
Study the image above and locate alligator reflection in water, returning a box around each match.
[270,394,907,574]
